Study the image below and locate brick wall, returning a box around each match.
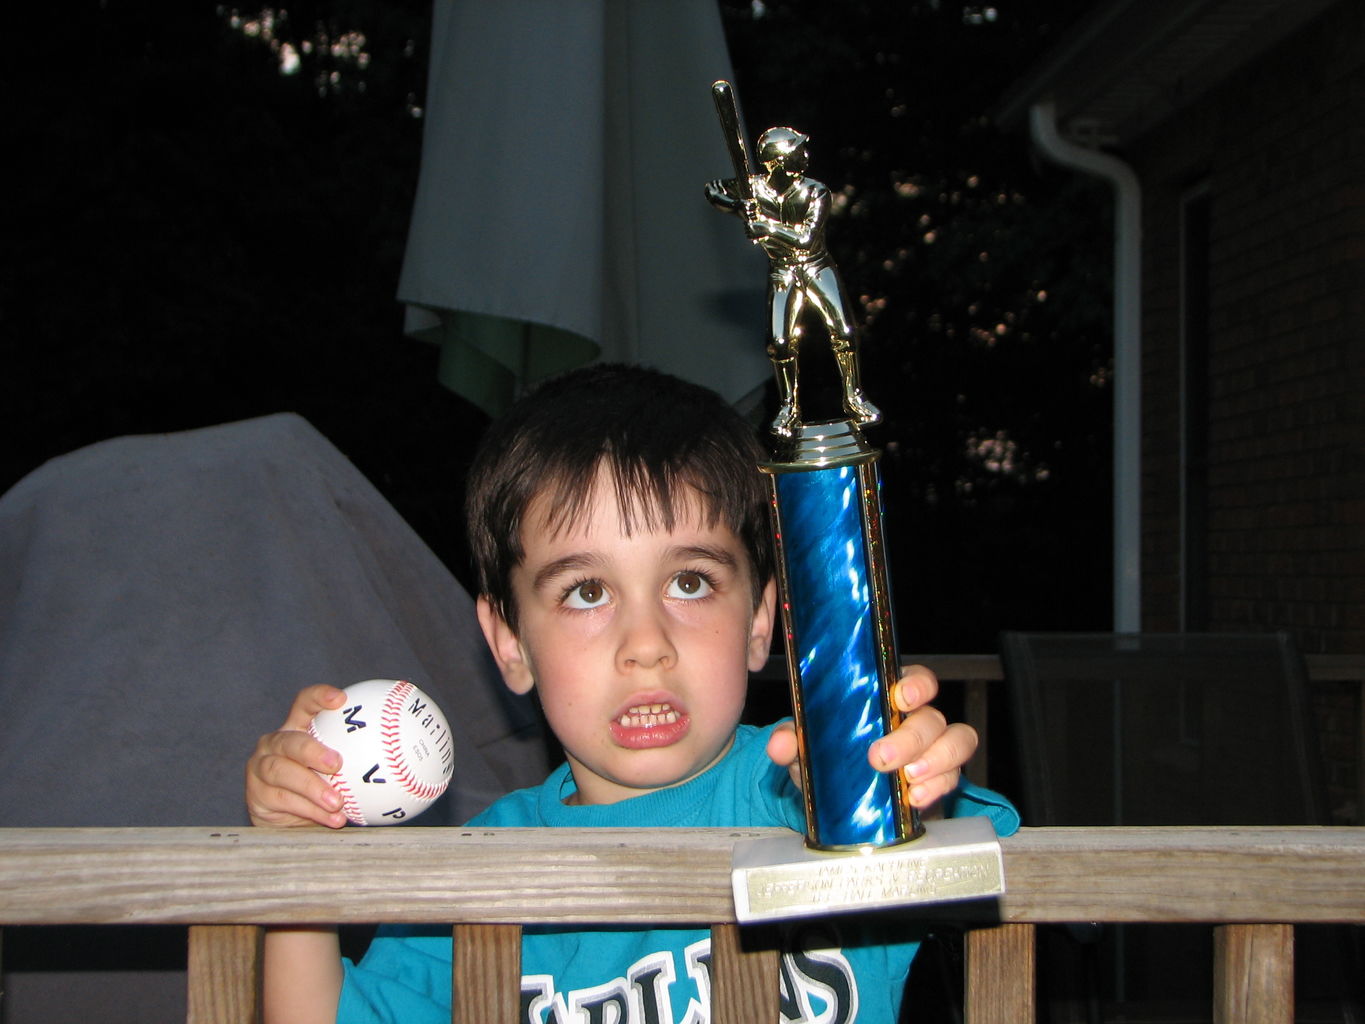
[1135,0,1365,652]
[1130,0,1365,821]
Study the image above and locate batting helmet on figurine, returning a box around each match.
[757,127,810,170]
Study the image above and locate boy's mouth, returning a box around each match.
[617,702,681,728]
[610,701,690,748]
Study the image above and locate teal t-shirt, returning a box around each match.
[338,722,1018,1024]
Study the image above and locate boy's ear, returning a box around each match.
[747,578,779,674]
[475,595,536,695]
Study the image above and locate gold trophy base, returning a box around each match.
[731,815,1004,923]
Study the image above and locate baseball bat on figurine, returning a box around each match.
[711,80,755,202]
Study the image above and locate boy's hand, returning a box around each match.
[245,685,350,829]
[765,664,978,809]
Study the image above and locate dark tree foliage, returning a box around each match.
[721,0,1114,647]
[0,0,483,572]
[2,1,1110,648]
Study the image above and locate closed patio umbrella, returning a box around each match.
[397,0,770,414]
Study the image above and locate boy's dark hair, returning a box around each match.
[466,363,773,629]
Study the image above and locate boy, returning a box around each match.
[246,363,1017,1023]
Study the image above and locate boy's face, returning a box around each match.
[476,469,777,806]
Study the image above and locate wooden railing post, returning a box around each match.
[710,923,779,1024]
[452,923,521,1022]
[914,654,1004,790]
[964,678,991,787]
[187,924,262,1024]
[1212,923,1293,1024]
[965,922,1035,1024]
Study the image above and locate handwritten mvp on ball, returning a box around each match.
[308,679,455,826]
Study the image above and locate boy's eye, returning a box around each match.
[563,580,609,609]
[668,570,714,600]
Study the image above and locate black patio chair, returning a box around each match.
[1000,630,1360,1024]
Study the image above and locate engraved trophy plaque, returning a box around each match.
[706,80,1004,922]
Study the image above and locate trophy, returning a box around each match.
[706,80,1004,922]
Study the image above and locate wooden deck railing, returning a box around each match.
[4,653,1360,1022]
[1,824,1362,1023]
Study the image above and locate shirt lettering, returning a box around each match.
[517,935,855,1024]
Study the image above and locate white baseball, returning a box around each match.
[309,679,454,826]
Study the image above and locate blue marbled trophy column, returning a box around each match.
[764,422,922,850]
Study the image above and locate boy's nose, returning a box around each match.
[615,604,677,671]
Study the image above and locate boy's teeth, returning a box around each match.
[618,703,680,728]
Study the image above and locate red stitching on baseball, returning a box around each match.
[309,721,368,825]
[332,776,367,825]
[381,681,446,803]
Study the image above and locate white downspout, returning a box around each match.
[1029,100,1142,633]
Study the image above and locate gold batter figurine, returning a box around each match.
[706,81,881,439]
